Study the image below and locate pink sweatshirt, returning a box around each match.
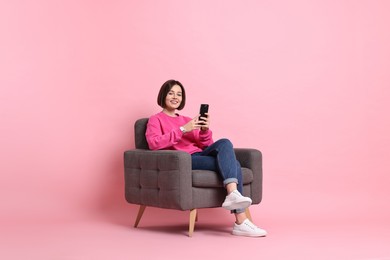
[145,112,213,154]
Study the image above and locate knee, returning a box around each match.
[216,138,233,149]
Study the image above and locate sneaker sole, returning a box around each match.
[232,230,267,237]
[222,200,252,210]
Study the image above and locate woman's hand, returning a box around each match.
[182,113,210,132]
[199,113,210,131]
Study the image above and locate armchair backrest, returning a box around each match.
[134,118,149,149]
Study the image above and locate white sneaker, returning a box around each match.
[222,190,252,210]
[232,219,267,237]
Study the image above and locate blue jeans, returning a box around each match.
[191,138,245,213]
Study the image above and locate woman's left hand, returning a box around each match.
[200,113,210,131]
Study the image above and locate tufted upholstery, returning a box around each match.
[124,118,263,236]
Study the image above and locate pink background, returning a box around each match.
[1,0,390,259]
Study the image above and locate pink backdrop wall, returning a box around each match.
[1,0,390,229]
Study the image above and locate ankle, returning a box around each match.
[227,189,237,195]
[235,213,248,224]
[226,183,238,194]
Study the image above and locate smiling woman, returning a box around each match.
[145,79,267,237]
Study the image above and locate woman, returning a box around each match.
[145,79,267,237]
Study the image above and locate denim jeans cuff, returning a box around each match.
[231,208,246,214]
[223,178,238,187]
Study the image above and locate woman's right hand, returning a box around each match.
[182,115,203,133]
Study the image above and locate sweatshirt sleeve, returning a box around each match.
[145,115,183,150]
[197,129,214,148]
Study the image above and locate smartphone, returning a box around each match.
[199,104,209,124]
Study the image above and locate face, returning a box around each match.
[164,84,183,111]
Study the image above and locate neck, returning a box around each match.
[162,109,177,117]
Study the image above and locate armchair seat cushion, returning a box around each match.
[191,168,254,188]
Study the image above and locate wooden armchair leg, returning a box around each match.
[189,209,197,237]
[245,208,253,222]
[134,205,146,228]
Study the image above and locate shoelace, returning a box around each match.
[244,222,257,230]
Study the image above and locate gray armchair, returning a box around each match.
[124,118,263,237]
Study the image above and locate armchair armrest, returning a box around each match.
[234,148,263,204]
[124,149,193,210]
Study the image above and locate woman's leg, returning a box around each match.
[192,141,266,237]
[199,139,243,192]
[192,139,250,212]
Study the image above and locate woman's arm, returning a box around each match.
[145,116,183,150]
[197,129,214,148]
[197,112,213,148]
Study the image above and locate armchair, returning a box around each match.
[124,118,263,237]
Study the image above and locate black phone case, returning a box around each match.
[199,104,209,122]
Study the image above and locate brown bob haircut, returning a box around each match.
[157,79,186,110]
